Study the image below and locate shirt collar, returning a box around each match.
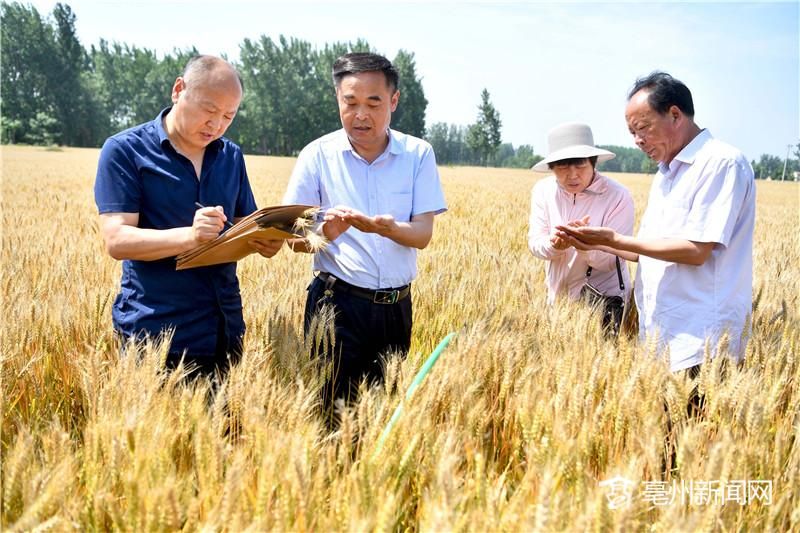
[154,107,172,147]
[674,128,711,164]
[336,128,400,159]
[155,106,224,152]
[386,129,403,155]
[659,128,712,174]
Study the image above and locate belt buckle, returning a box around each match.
[373,289,398,304]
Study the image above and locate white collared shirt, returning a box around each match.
[635,129,755,371]
[283,128,447,289]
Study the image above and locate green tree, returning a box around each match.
[1,1,58,144]
[752,154,783,180]
[466,89,502,166]
[237,35,323,155]
[514,144,535,164]
[239,35,318,154]
[596,144,658,174]
[2,2,113,146]
[0,116,22,143]
[503,144,541,169]
[90,41,196,136]
[785,141,800,181]
[425,121,484,165]
[53,3,114,146]
[427,122,542,168]
[425,122,450,163]
[452,123,478,164]
[236,36,373,155]
[0,1,429,153]
[28,109,60,145]
[494,143,515,166]
[234,36,277,154]
[305,42,353,139]
[50,3,89,145]
[391,50,427,138]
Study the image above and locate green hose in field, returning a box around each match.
[372,332,455,457]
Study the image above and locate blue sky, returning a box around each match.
[27,0,800,159]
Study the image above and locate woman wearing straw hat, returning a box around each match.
[528,122,634,332]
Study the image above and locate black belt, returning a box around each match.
[317,272,410,304]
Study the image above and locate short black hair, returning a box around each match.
[547,156,598,170]
[332,52,398,92]
[628,71,694,118]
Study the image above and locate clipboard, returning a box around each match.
[175,204,318,270]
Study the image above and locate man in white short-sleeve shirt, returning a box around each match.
[283,52,447,418]
[557,72,755,373]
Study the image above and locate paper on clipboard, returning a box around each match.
[175,204,318,270]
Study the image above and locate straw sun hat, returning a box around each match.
[532,122,615,172]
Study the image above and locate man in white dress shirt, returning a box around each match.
[558,71,755,380]
[283,52,447,417]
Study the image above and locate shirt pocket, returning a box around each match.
[388,192,413,222]
[661,199,691,236]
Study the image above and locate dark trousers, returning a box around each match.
[166,314,243,381]
[304,275,413,418]
[120,313,243,382]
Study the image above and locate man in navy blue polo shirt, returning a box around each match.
[94,55,282,378]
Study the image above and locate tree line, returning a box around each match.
[426,123,659,174]
[750,146,800,181]
[0,2,427,155]
[2,1,797,178]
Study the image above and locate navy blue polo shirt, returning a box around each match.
[94,108,258,356]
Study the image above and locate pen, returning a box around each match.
[194,201,234,229]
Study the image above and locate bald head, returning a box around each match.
[182,55,243,96]
[166,55,243,155]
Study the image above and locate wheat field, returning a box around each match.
[1,144,799,531]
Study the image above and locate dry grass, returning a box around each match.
[1,144,799,531]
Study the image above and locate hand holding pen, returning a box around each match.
[195,202,234,228]
[192,202,231,243]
